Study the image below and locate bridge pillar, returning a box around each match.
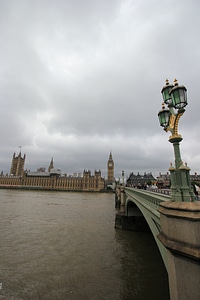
[115,186,121,208]
[158,201,200,300]
[115,187,149,231]
[120,186,125,214]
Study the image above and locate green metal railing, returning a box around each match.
[125,187,170,210]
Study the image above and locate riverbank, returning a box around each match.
[0,184,113,193]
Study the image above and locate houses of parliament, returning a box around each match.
[0,151,115,192]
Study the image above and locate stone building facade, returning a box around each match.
[10,151,26,176]
[107,152,114,184]
[0,169,105,192]
[156,172,170,188]
[126,172,156,188]
[190,172,200,185]
[0,152,107,192]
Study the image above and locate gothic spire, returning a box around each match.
[48,157,54,172]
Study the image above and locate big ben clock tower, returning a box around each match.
[107,152,114,184]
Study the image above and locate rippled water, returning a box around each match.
[0,189,169,300]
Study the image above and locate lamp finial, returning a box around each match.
[165,79,169,85]
[174,78,178,86]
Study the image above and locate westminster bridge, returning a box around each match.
[115,186,200,300]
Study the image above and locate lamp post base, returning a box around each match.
[168,139,195,202]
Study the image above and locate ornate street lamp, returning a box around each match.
[158,79,194,202]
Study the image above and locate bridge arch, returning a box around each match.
[125,188,170,270]
[126,201,143,217]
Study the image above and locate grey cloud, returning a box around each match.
[0,0,200,178]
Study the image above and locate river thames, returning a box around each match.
[0,189,169,300]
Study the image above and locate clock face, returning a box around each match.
[109,163,112,167]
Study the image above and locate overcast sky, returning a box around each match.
[0,0,200,179]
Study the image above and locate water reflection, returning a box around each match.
[115,230,169,300]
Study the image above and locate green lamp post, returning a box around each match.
[158,79,195,202]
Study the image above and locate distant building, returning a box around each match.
[107,152,114,185]
[126,172,156,188]
[156,172,200,189]
[190,172,200,185]
[0,152,106,192]
[10,151,26,176]
[156,172,170,188]
[48,157,54,172]
[37,167,46,172]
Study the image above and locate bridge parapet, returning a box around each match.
[148,188,170,196]
[125,187,170,211]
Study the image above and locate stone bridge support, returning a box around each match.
[158,201,200,300]
[115,186,149,231]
